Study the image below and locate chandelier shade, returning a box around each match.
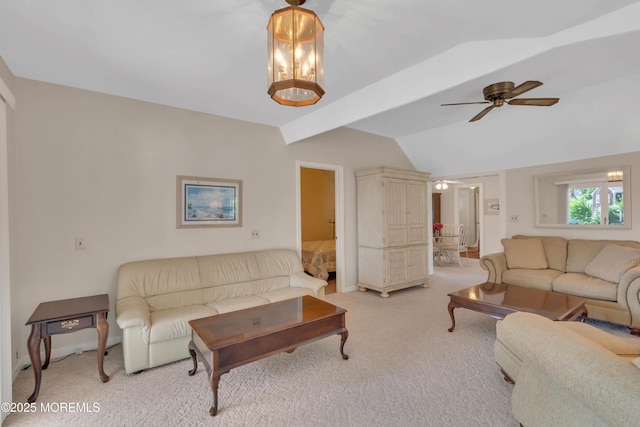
[267,1,324,106]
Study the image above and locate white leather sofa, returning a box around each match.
[116,249,327,374]
[480,235,640,334]
[495,312,640,426]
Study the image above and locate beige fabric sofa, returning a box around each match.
[480,235,640,334]
[116,249,326,374]
[495,312,640,426]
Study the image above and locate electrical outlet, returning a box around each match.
[251,229,260,239]
[75,237,86,250]
[510,215,519,223]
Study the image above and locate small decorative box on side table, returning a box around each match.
[25,294,110,403]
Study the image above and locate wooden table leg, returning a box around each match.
[96,312,110,383]
[27,324,42,403]
[42,336,51,369]
[339,329,349,360]
[188,340,198,376]
[447,298,457,332]
[210,351,220,416]
[579,306,588,323]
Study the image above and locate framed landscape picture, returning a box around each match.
[176,175,242,228]
[484,198,500,215]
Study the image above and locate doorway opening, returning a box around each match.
[296,161,344,294]
[455,184,482,258]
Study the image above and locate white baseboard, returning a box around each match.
[12,336,122,382]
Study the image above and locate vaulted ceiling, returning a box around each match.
[2,1,639,177]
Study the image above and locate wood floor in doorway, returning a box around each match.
[326,276,336,295]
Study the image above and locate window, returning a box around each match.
[535,166,630,229]
[566,183,623,225]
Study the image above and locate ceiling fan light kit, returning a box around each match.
[441,81,559,122]
[267,0,325,107]
[434,181,448,190]
[433,178,467,190]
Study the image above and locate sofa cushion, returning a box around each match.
[502,269,563,291]
[552,273,618,301]
[207,295,271,314]
[566,240,640,273]
[117,257,202,302]
[149,305,218,344]
[260,286,314,302]
[513,236,568,272]
[565,240,615,273]
[502,238,548,270]
[584,244,640,284]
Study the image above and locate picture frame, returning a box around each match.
[484,198,500,215]
[176,175,242,228]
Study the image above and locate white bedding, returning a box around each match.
[302,240,336,280]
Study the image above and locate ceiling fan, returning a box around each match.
[441,81,559,122]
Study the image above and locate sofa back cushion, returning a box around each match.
[197,249,302,286]
[117,256,204,311]
[513,235,568,272]
[117,249,305,310]
[197,249,304,303]
[502,238,548,269]
[566,240,640,273]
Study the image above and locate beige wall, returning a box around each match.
[504,152,640,241]
[11,78,415,364]
[301,168,335,241]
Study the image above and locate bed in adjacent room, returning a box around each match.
[301,240,336,281]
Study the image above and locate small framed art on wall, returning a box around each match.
[484,198,500,215]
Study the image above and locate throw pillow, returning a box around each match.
[584,244,640,284]
[502,238,548,270]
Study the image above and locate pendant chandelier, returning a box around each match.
[267,0,324,106]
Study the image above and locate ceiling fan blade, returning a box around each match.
[469,105,494,122]
[441,101,491,106]
[504,80,543,98]
[508,98,559,106]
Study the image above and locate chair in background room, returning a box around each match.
[437,224,465,268]
[458,227,469,260]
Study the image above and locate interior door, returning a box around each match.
[299,164,341,294]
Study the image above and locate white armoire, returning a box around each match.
[356,167,431,297]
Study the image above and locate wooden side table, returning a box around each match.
[25,294,110,403]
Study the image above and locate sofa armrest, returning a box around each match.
[290,271,327,297]
[116,295,151,330]
[618,265,640,330]
[479,252,508,283]
[507,313,640,426]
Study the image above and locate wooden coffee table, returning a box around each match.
[447,282,587,332]
[188,295,349,416]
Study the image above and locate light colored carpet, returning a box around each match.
[6,260,630,426]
